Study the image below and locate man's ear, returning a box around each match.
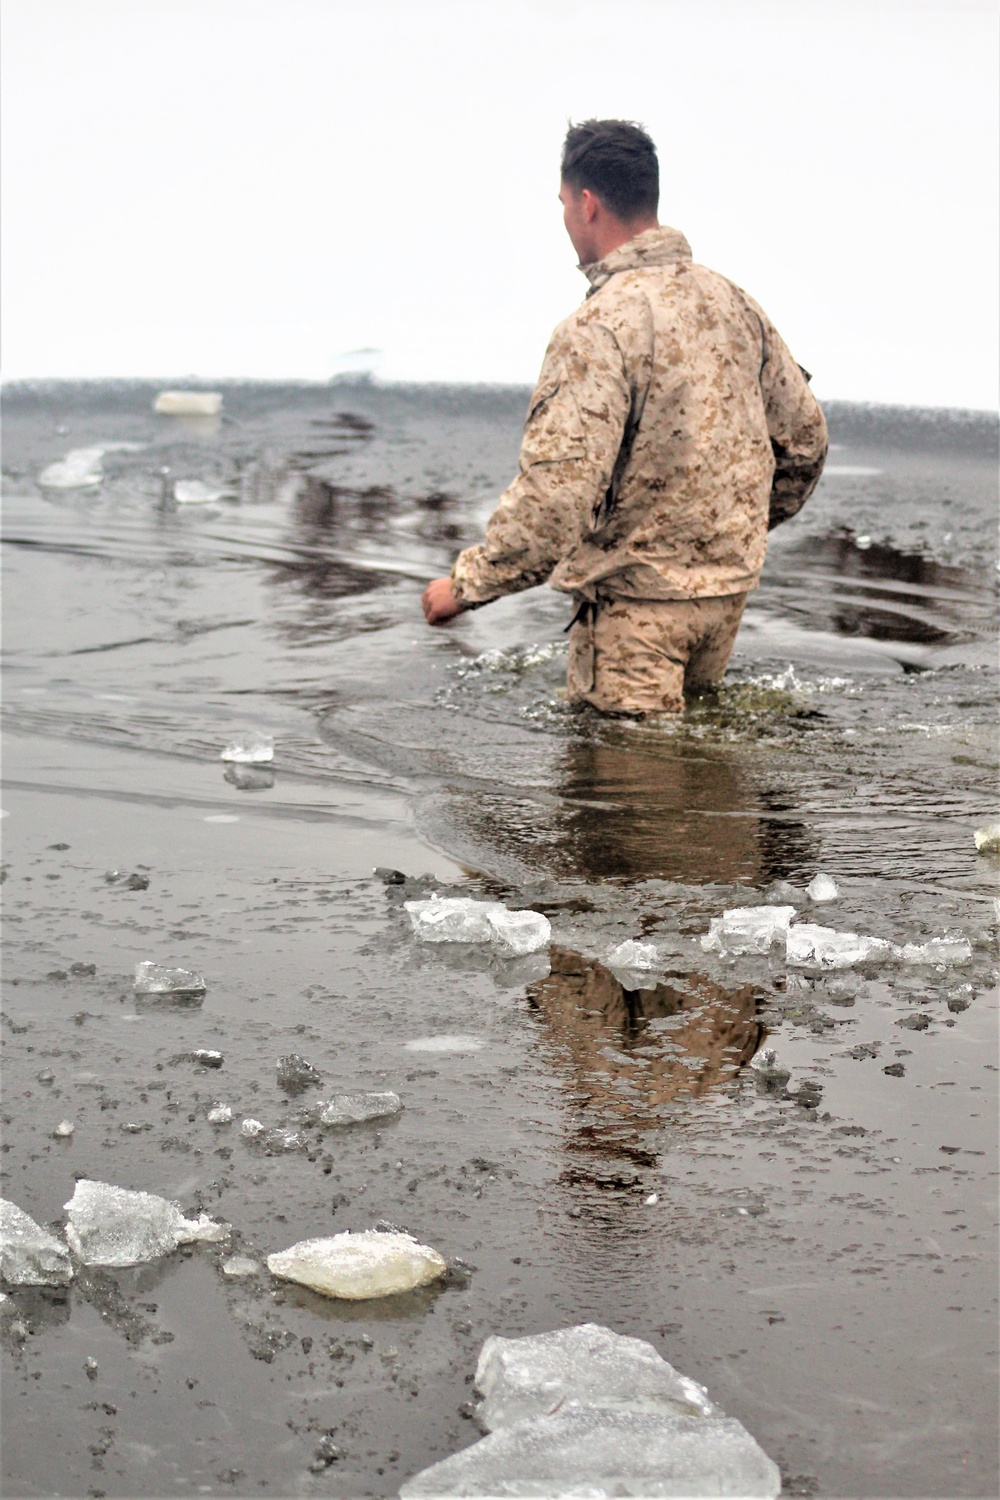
[579,188,600,223]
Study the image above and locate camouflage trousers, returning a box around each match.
[566,593,748,715]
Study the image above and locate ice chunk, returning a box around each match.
[701,906,796,957]
[240,1118,264,1138]
[207,1104,233,1124]
[404,1035,484,1053]
[0,1199,73,1286]
[786,924,895,969]
[267,1229,446,1300]
[276,1054,322,1092]
[899,935,972,966]
[222,1255,260,1277]
[973,821,1000,853]
[154,391,223,416]
[486,907,551,955]
[38,446,106,489]
[220,732,274,764]
[399,1407,781,1498]
[475,1324,716,1432]
[105,869,149,890]
[806,873,839,903]
[607,939,660,971]
[224,764,274,791]
[405,895,501,944]
[53,1120,75,1138]
[174,479,228,505]
[192,1049,223,1068]
[318,1091,402,1126]
[748,1047,791,1091]
[63,1180,227,1266]
[134,962,205,995]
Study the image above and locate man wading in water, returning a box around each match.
[422,119,828,716]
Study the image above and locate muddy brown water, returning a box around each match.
[1,382,997,1498]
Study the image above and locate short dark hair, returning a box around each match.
[561,119,659,222]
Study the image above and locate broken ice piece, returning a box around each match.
[222,1255,260,1277]
[486,907,551,956]
[475,1323,716,1431]
[220,733,273,764]
[173,479,227,505]
[192,1049,223,1068]
[973,821,1000,853]
[240,1118,264,1138]
[63,1180,227,1267]
[207,1104,233,1124]
[806,873,839,902]
[38,446,106,489]
[105,870,150,890]
[785,924,895,970]
[374,866,407,884]
[134,962,206,995]
[899,935,972,965]
[223,764,274,791]
[53,1120,75,1138]
[403,1035,484,1053]
[400,1408,781,1498]
[276,1054,322,1092]
[153,391,223,416]
[606,939,659,971]
[701,906,796,957]
[318,1091,402,1126]
[267,1229,446,1300]
[0,1198,74,1286]
[748,1047,791,1091]
[404,895,501,944]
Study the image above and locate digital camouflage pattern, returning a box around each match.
[566,592,748,715]
[451,225,828,608]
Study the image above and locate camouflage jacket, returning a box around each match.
[451,225,827,606]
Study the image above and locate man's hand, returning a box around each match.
[422,577,462,625]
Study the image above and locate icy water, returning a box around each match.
[1,381,997,1499]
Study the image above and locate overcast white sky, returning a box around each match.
[2,0,997,408]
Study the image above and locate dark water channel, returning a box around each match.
[1,382,997,1498]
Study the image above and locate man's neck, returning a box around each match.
[589,216,659,264]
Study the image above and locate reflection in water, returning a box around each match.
[525,948,765,1176]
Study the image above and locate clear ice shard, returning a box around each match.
[267,1229,446,1300]
[806,873,839,902]
[222,1255,260,1277]
[0,1198,73,1286]
[973,821,1000,853]
[404,895,550,953]
[134,962,206,995]
[899,935,972,965]
[240,1118,264,1137]
[785,924,894,969]
[63,1180,227,1266]
[207,1104,233,1124]
[474,1324,716,1431]
[318,1091,402,1126]
[154,391,223,416]
[399,1407,782,1498]
[276,1054,322,1091]
[701,906,796,956]
[173,479,227,504]
[607,939,660,971]
[38,446,106,489]
[220,732,274,764]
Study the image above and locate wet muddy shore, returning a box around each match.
[1,381,998,1498]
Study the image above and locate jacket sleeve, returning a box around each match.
[451,318,631,604]
[756,311,829,529]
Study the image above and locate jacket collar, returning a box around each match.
[581,225,692,292]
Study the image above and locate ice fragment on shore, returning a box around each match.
[105,869,149,890]
[276,1054,322,1092]
[899,935,972,965]
[806,873,839,902]
[222,1255,260,1277]
[786,924,894,969]
[400,1408,781,1498]
[220,733,274,764]
[973,821,1000,853]
[475,1324,716,1431]
[192,1049,223,1068]
[318,1091,402,1126]
[64,1181,226,1266]
[174,479,227,505]
[39,446,106,489]
[749,1048,791,1090]
[404,895,550,953]
[53,1120,75,1138]
[153,391,222,416]
[0,1199,73,1286]
[240,1118,264,1137]
[134,962,206,995]
[607,939,659,971]
[701,906,796,957]
[207,1104,232,1124]
[267,1229,446,1300]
